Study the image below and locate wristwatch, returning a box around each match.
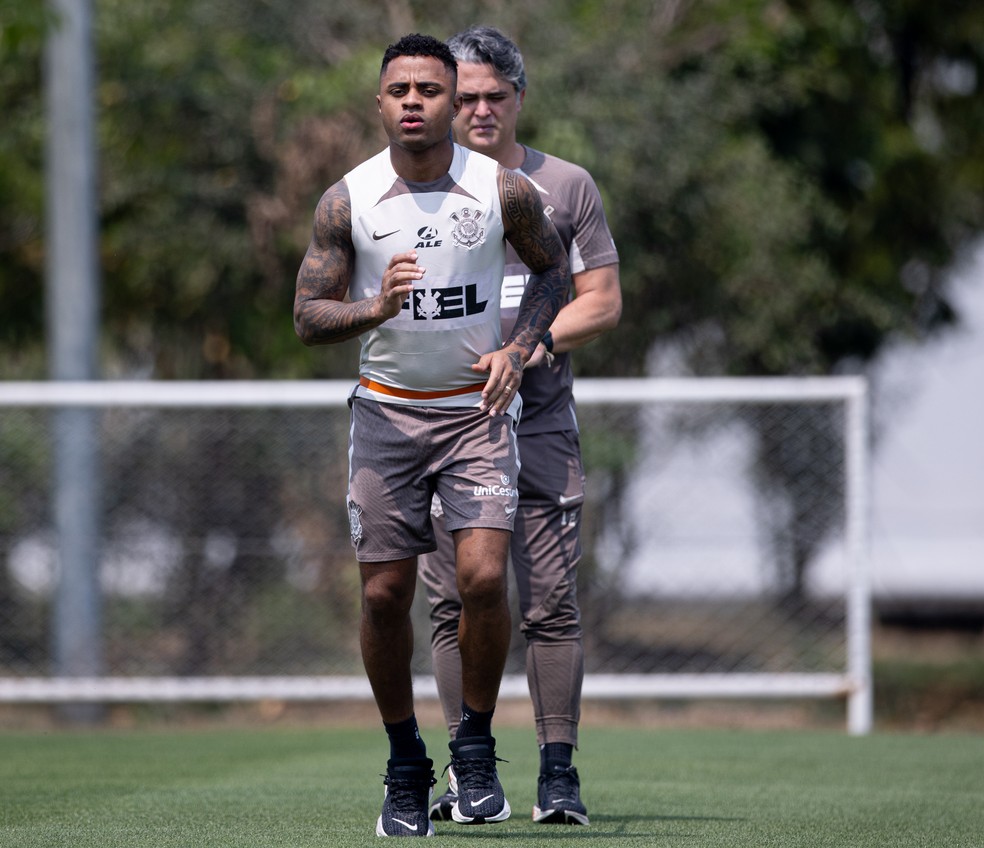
[540,331,555,367]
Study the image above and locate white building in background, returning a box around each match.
[619,242,984,602]
[845,241,984,600]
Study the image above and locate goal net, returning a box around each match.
[0,378,871,733]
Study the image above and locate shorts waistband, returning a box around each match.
[358,376,487,400]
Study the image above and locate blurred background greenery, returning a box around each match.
[2,0,982,383]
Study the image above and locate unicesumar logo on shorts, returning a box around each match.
[473,474,518,499]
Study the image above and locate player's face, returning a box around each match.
[453,62,524,159]
[377,55,460,151]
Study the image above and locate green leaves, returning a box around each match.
[1,0,982,380]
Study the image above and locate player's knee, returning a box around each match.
[520,579,582,639]
[521,596,582,638]
[362,574,414,618]
[523,618,582,643]
[457,566,507,610]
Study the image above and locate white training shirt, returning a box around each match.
[346,144,518,414]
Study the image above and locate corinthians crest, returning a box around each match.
[347,500,363,545]
[450,208,486,249]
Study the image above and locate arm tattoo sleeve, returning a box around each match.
[294,182,379,345]
[500,168,571,355]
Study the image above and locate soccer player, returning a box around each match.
[419,26,622,826]
[294,33,570,837]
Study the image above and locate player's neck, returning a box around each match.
[389,138,454,183]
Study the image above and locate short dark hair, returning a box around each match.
[381,33,458,79]
[447,25,526,94]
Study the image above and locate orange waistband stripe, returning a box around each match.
[359,376,487,400]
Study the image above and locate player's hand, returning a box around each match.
[378,251,423,320]
[473,344,525,417]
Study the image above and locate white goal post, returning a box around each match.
[0,378,872,734]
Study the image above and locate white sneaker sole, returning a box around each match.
[532,804,590,825]
[450,797,511,824]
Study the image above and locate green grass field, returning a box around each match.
[2,724,982,847]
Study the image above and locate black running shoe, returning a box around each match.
[428,767,457,821]
[375,757,436,837]
[532,765,589,825]
[447,736,511,824]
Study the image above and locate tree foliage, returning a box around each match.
[2,0,982,380]
[512,0,984,379]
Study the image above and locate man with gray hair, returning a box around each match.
[419,24,621,826]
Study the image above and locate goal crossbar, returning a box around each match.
[0,377,866,408]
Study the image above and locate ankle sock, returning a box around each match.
[455,701,494,739]
[384,714,427,761]
[540,741,574,773]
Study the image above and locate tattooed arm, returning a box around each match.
[499,166,571,357]
[294,181,421,345]
[472,166,571,416]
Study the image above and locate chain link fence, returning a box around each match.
[0,379,870,728]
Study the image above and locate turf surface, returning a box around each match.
[1,724,981,846]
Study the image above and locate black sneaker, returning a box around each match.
[428,767,457,821]
[447,736,511,824]
[375,757,436,837]
[532,765,589,825]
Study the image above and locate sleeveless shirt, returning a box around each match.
[346,144,515,412]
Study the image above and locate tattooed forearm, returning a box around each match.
[294,182,382,345]
[505,262,570,355]
[295,296,385,345]
[499,167,572,355]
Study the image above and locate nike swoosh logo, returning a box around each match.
[392,819,418,831]
[372,229,400,240]
[504,506,517,516]
[558,495,581,505]
[471,794,495,807]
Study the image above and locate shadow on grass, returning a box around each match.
[590,815,745,823]
[436,813,745,839]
